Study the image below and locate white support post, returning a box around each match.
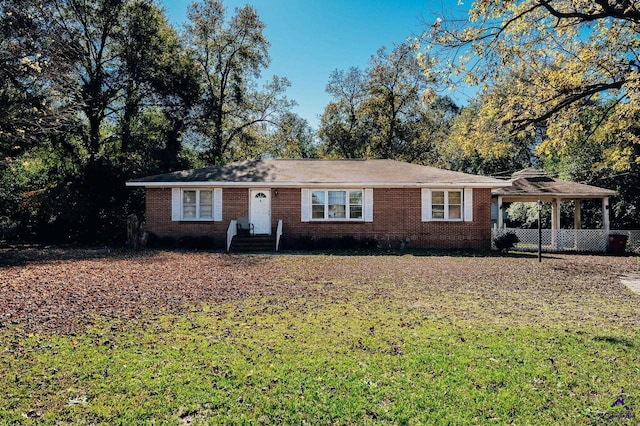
[573,200,581,250]
[602,197,610,231]
[497,196,504,229]
[551,198,561,249]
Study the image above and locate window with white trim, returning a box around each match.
[431,190,462,220]
[311,190,363,220]
[182,189,214,220]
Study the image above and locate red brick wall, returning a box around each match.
[145,188,248,238]
[145,187,493,250]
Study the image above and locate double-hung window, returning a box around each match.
[422,188,472,222]
[311,190,363,220]
[431,190,462,220]
[182,189,213,220]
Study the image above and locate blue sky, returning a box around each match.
[162,0,469,129]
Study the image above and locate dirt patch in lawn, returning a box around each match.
[1,247,639,334]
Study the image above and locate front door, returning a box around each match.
[250,189,271,235]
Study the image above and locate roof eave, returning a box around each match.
[126,181,511,189]
[492,192,617,199]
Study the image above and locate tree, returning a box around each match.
[50,0,128,164]
[539,103,640,229]
[318,42,454,163]
[426,0,640,170]
[116,0,200,172]
[318,67,369,158]
[262,112,317,159]
[364,43,434,160]
[437,92,536,175]
[28,0,203,242]
[0,0,203,243]
[0,0,80,164]
[184,0,294,165]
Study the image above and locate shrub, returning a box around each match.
[315,237,335,250]
[494,232,520,252]
[337,235,357,250]
[359,237,379,250]
[179,236,217,250]
[158,236,178,249]
[293,235,315,251]
[0,216,19,242]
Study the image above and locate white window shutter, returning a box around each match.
[364,188,373,222]
[301,189,310,222]
[171,188,181,221]
[464,188,473,222]
[421,188,431,222]
[213,188,223,221]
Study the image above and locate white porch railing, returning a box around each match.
[226,219,237,252]
[492,228,640,253]
[275,219,283,252]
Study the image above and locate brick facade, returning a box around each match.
[145,187,493,250]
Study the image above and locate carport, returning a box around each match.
[492,168,618,251]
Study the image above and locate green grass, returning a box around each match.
[2,295,639,425]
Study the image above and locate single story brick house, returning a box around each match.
[126,159,510,250]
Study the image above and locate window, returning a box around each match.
[431,190,462,221]
[199,190,213,219]
[311,191,325,219]
[421,188,472,222]
[182,189,214,220]
[311,190,363,220]
[328,191,346,218]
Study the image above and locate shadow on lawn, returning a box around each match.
[0,245,161,268]
[0,245,565,267]
[592,335,636,348]
[278,248,562,260]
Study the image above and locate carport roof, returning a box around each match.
[492,168,617,200]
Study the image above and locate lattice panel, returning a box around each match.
[492,229,640,253]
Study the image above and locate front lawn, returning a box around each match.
[1,248,639,424]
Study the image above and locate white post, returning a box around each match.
[554,198,562,230]
[551,198,561,249]
[573,200,581,250]
[602,197,610,231]
[497,196,504,229]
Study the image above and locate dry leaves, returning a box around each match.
[1,247,639,334]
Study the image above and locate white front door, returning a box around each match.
[250,189,271,235]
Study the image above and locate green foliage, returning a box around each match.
[228,112,318,160]
[538,106,640,230]
[318,43,457,163]
[505,202,557,229]
[0,0,314,245]
[0,0,203,244]
[267,113,318,159]
[318,67,370,158]
[0,0,81,161]
[437,99,535,175]
[184,0,295,165]
[425,0,640,171]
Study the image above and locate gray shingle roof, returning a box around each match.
[126,159,509,188]
[492,168,616,198]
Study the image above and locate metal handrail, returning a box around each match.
[275,219,283,251]
[227,219,237,252]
